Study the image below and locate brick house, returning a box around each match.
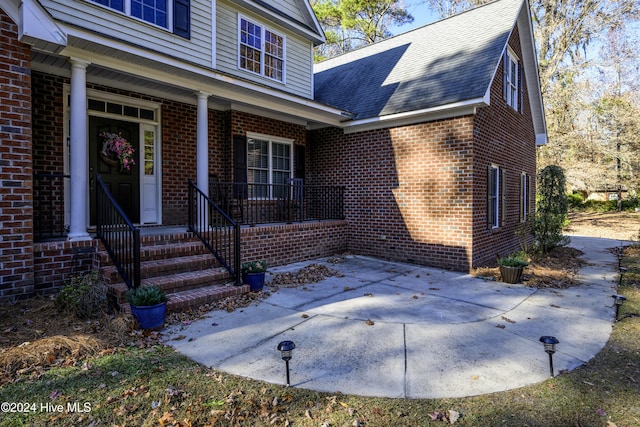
[0,0,546,304]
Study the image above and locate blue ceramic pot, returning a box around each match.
[243,272,265,291]
[130,302,166,330]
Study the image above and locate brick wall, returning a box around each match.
[309,119,475,271]
[33,240,97,295]
[471,24,536,267]
[308,23,537,272]
[0,9,34,301]
[241,220,347,268]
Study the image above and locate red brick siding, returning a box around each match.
[33,240,97,294]
[309,24,537,272]
[32,73,65,173]
[309,119,475,271]
[0,9,34,301]
[241,220,347,268]
[471,24,536,267]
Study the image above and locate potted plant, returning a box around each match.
[125,285,168,330]
[241,260,268,291]
[497,253,529,284]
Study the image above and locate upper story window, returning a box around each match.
[239,17,285,82]
[503,49,519,111]
[89,0,190,38]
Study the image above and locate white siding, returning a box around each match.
[269,0,306,23]
[42,0,213,68]
[216,1,313,99]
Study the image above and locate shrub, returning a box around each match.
[54,271,107,320]
[241,260,268,274]
[566,193,584,210]
[582,200,617,212]
[531,165,569,253]
[498,252,529,268]
[125,285,168,307]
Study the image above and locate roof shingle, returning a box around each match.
[314,0,523,119]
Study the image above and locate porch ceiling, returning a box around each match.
[30,38,349,129]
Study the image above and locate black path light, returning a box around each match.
[618,267,627,286]
[539,336,559,377]
[277,340,296,386]
[612,294,627,321]
[619,267,628,286]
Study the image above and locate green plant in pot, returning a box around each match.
[497,252,529,284]
[241,260,268,291]
[125,285,168,330]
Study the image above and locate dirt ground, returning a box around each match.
[1,211,639,384]
[564,211,640,241]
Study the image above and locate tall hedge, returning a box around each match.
[532,165,569,253]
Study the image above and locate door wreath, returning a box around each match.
[99,132,136,171]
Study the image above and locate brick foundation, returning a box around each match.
[33,240,98,295]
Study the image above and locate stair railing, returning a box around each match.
[95,175,141,290]
[188,180,241,285]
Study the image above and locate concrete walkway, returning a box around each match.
[164,236,627,399]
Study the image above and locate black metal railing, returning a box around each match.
[208,180,345,226]
[188,180,241,285]
[33,172,69,241]
[96,175,141,290]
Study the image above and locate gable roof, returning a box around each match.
[314,0,546,142]
[228,0,326,45]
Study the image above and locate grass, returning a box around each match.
[1,253,640,426]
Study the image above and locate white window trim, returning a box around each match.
[505,48,519,111]
[520,172,529,222]
[489,165,500,229]
[87,0,174,32]
[246,132,293,198]
[238,15,286,83]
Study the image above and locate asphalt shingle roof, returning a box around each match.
[313,0,524,119]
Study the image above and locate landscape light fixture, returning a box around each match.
[277,340,296,386]
[539,336,559,377]
[619,267,628,286]
[612,294,627,321]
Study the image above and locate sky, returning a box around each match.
[389,1,440,35]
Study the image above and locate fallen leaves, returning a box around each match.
[429,409,461,424]
[269,264,344,289]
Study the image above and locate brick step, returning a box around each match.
[107,266,233,304]
[101,253,219,284]
[119,283,251,314]
[97,240,211,265]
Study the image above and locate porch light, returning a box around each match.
[539,336,559,377]
[277,340,296,386]
[612,294,627,321]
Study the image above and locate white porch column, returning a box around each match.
[67,58,91,241]
[196,91,210,195]
[196,92,210,228]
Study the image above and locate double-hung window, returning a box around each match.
[520,172,529,222]
[89,0,190,38]
[503,49,519,111]
[488,165,506,228]
[247,135,292,198]
[239,17,285,82]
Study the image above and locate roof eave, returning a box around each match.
[340,98,488,134]
[16,0,67,53]
[517,0,547,143]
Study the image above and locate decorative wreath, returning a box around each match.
[100,132,135,171]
